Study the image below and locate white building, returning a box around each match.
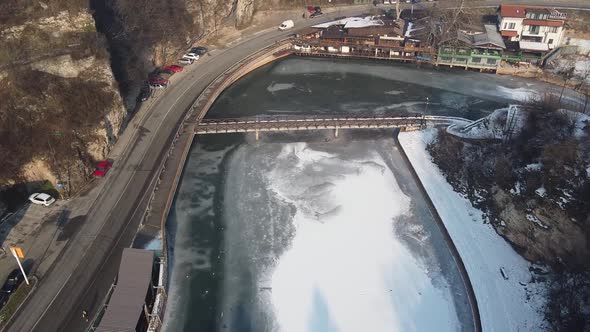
[498,5,566,50]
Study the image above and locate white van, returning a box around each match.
[279,20,294,31]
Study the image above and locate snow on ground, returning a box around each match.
[398,130,547,332]
[267,142,461,332]
[141,235,162,251]
[558,109,590,138]
[446,108,508,140]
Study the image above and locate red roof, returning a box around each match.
[523,19,563,27]
[501,30,518,37]
[500,4,546,18]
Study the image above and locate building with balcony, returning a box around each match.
[498,4,566,50]
[437,25,506,71]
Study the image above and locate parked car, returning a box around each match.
[182,53,200,60]
[0,292,9,311]
[93,160,113,177]
[306,6,316,14]
[279,20,294,31]
[150,83,167,89]
[28,193,55,206]
[313,6,321,12]
[137,88,151,102]
[178,58,194,65]
[149,77,169,85]
[310,11,323,18]
[190,47,208,55]
[164,65,183,72]
[1,270,23,294]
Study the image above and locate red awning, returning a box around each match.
[523,19,563,27]
[501,30,518,37]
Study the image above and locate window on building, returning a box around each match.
[548,39,554,44]
[508,22,516,29]
[549,27,558,33]
[441,56,451,61]
[471,57,481,63]
[487,58,497,65]
[528,25,540,34]
[503,22,507,29]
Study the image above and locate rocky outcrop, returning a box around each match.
[493,187,588,265]
[235,0,257,28]
[0,7,127,195]
[30,55,96,78]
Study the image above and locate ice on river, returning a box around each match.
[221,141,462,332]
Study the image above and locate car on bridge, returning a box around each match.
[94,160,113,177]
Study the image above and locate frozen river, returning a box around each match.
[162,57,551,331]
[163,131,474,332]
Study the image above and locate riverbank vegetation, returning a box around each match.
[427,97,590,330]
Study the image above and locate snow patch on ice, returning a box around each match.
[384,90,404,95]
[267,143,461,332]
[267,82,297,93]
[496,86,538,102]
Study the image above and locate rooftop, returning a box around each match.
[500,4,566,20]
[312,16,384,29]
[446,24,506,49]
[96,248,154,332]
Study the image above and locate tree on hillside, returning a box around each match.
[556,61,576,105]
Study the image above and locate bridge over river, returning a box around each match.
[194,113,471,136]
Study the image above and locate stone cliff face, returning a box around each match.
[0,0,286,195]
[0,9,127,195]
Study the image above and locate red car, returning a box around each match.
[307,6,320,13]
[94,160,113,177]
[164,65,183,73]
[149,78,169,85]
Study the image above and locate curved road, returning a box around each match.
[6,1,589,331]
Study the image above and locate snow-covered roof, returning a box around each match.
[519,41,549,51]
[404,22,425,38]
[312,16,384,29]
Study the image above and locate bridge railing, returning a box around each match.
[198,112,425,124]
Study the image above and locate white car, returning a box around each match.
[182,53,200,60]
[29,193,56,207]
[178,58,194,65]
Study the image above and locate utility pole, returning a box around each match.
[10,246,29,285]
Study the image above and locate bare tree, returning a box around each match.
[557,61,576,105]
